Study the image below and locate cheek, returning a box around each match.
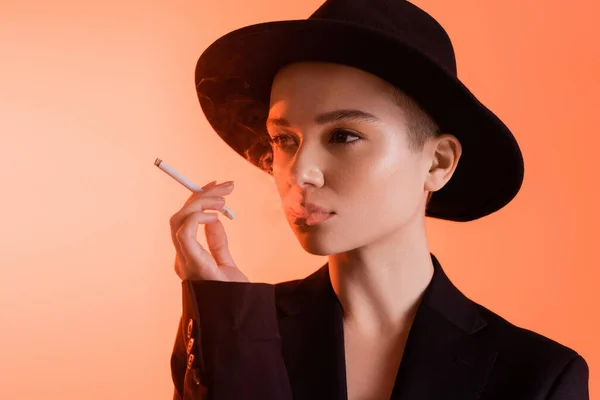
[274,174,287,200]
[336,157,423,223]
[271,151,293,184]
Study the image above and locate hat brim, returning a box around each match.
[195,19,524,222]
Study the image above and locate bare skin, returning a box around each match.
[169,61,462,399]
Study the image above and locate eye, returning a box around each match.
[269,129,362,149]
[330,129,361,145]
[268,134,290,147]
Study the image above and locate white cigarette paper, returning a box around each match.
[154,158,236,220]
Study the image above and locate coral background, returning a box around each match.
[1,0,597,398]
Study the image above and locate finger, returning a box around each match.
[170,197,225,260]
[198,182,235,197]
[174,252,187,279]
[176,211,219,279]
[181,196,226,215]
[183,180,220,206]
[171,179,220,279]
[184,183,234,207]
[171,182,232,267]
[204,218,237,268]
[203,180,218,189]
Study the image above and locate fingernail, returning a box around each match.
[203,180,217,189]
[222,180,234,186]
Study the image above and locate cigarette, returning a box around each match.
[154,158,236,220]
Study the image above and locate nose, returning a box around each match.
[285,141,325,189]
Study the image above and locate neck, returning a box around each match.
[327,217,433,337]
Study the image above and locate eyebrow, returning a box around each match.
[266,109,381,128]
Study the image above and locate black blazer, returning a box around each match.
[171,253,589,399]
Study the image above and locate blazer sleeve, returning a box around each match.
[170,279,294,400]
[545,353,590,400]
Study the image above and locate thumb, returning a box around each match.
[204,217,237,268]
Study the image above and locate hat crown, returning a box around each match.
[309,0,457,75]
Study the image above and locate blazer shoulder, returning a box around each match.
[469,300,589,395]
[274,277,304,297]
[473,300,584,366]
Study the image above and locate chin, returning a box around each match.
[286,214,347,255]
[292,233,339,256]
[298,241,333,256]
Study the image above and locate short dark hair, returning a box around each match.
[389,86,441,154]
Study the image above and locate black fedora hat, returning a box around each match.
[194,0,525,222]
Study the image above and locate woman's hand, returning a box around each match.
[170,180,249,282]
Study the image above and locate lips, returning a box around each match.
[298,202,332,214]
[289,209,335,226]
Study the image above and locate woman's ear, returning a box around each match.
[424,133,462,194]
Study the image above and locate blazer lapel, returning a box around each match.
[275,253,498,400]
[391,253,498,399]
[276,265,348,400]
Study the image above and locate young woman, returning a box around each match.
[168,0,589,399]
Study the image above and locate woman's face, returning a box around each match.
[267,62,447,256]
